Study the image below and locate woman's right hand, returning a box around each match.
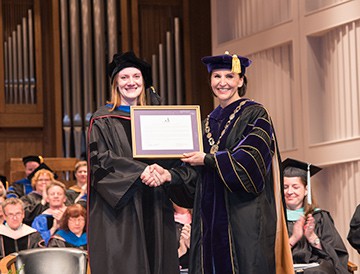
[289,215,305,247]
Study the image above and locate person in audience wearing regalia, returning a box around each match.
[21,165,56,225]
[87,51,196,274]
[283,158,348,274]
[6,155,42,199]
[66,160,87,208]
[31,181,67,246]
[48,203,86,250]
[0,175,8,196]
[174,203,192,272]
[142,51,293,274]
[347,204,360,254]
[0,198,42,259]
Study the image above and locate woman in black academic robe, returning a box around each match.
[283,158,348,274]
[88,52,196,274]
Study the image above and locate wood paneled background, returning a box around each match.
[0,0,212,178]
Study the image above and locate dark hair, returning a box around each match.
[208,73,248,97]
[60,204,86,232]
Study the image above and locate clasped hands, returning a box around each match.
[141,164,171,187]
[289,214,321,248]
[140,152,206,187]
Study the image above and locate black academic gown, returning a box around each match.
[347,204,360,254]
[87,106,197,274]
[170,99,283,274]
[288,209,349,274]
[0,224,42,258]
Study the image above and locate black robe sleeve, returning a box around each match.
[21,193,48,226]
[89,115,149,210]
[348,204,360,254]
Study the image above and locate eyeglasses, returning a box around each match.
[6,212,23,219]
[37,179,51,182]
[69,217,85,224]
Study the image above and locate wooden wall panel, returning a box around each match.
[0,128,42,181]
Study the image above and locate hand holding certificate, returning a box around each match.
[131,105,203,158]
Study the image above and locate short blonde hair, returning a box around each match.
[46,180,67,195]
[2,197,24,212]
[31,169,55,189]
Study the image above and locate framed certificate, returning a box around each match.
[130,105,203,158]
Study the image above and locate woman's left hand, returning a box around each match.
[304,214,316,238]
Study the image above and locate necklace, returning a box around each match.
[204,100,249,154]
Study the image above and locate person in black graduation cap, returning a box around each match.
[0,176,7,225]
[283,158,349,274]
[0,175,8,197]
[6,155,43,199]
[87,51,192,274]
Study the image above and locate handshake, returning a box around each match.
[140,164,171,187]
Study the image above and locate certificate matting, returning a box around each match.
[130,105,203,158]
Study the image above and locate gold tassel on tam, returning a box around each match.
[231,54,241,74]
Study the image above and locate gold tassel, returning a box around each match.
[231,54,241,74]
[38,155,44,164]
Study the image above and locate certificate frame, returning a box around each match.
[130,105,203,158]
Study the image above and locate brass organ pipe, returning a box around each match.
[81,0,94,144]
[60,0,71,157]
[28,9,35,104]
[70,0,83,159]
[107,0,117,60]
[12,31,18,104]
[17,25,24,104]
[166,31,175,105]
[22,17,30,104]
[174,18,183,105]
[94,0,106,107]
[8,38,13,104]
[152,54,158,91]
[159,43,167,104]
[4,41,8,103]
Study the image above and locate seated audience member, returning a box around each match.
[32,181,67,245]
[0,198,42,258]
[0,197,5,225]
[0,175,8,195]
[21,166,56,225]
[283,158,348,274]
[66,160,87,207]
[347,204,360,254]
[48,204,86,250]
[173,203,192,271]
[6,155,42,199]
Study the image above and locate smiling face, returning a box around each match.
[284,176,308,210]
[35,173,52,193]
[210,69,244,107]
[46,185,67,208]
[114,67,144,106]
